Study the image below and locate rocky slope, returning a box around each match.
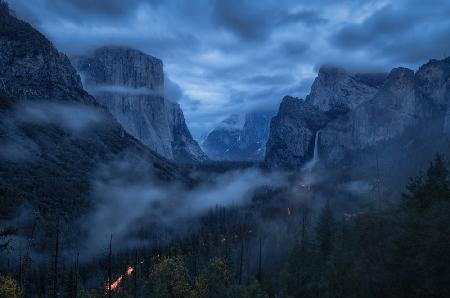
[265,96,328,168]
[266,58,450,169]
[202,114,244,160]
[71,46,207,163]
[0,6,184,219]
[305,66,384,113]
[202,111,274,161]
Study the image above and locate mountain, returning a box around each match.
[202,111,274,161]
[201,114,243,160]
[71,46,207,163]
[0,6,184,219]
[266,58,450,169]
[265,96,329,169]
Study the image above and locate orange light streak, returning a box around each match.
[107,266,135,292]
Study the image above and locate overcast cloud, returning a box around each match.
[8,0,450,138]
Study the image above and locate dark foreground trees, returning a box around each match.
[0,155,449,297]
[146,154,450,298]
[284,154,450,298]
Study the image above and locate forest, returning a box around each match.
[1,154,449,297]
[1,0,450,297]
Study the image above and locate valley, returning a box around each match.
[1,1,450,297]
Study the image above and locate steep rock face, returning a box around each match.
[320,67,418,159]
[202,111,274,161]
[415,57,450,110]
[0,6,90,104]
[0,7,183,218]
[168,101,208,163]
[305,66,382,113]
[201,114,244,160]
[265,96,328,169]
[71,46,207,163]
[415,57,450,134]
[353,67,418,147]
[238,111,274,159]
[266,57,450,169]
[76,46,163,90]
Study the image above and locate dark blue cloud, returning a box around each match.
[212,0,327,41]
[277,10,328,27]
[331,1,450,64]
[7,0,450,138]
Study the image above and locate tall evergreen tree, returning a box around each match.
[316,200,335,259]
[150,257,192,298]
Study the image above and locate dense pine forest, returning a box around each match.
[1,154,449,297]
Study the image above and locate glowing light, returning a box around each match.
[109,275,123,291]
[126,266,134,276]
[107,266,135,292]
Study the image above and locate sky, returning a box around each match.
[8,0,450,139]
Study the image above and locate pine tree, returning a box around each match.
[203,257,231,298]
[391,154,450,297]
[150,257,192,298]
[0,276,20,298]
[316,200,335,259]
[285,203,315,297]
[0,187,17,252]
[63,268,78,298]
[403,154,450,211]
[0,0,8,15]
[0,226,16,252]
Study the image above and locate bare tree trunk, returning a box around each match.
[300,205,309,266]
[18,244,22,288]
[238,232,244,285]
[22,212,38,295]
[134,248,138,298]
[53,222,60,298]
[257,237,262,283]
[73,251,79,298]
[108,234,112,298]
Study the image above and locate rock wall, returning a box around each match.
[71,46,207,163]
[202,112,274,161]
[0,7,184,217]
[266,57,450,169]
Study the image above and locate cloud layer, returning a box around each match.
[80,157,288,255]
[9,0,450,138]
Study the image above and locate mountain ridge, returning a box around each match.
[0,7,185,219]
[266,57,450,169]
[202,111,274,161]
[71,46,207,163]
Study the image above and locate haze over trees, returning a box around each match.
[1,0,450,297]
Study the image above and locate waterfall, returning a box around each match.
[301,130,321,172]
[312,130,320,164]
[297,130,321,190]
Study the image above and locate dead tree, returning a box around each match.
[53,221,60,298]
[73,251,79,298]
[134,248,138,298]
[257,237,262,283]
[108,234,113,298]
[238,225,245,285]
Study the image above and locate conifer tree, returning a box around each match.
[316,200,335,259]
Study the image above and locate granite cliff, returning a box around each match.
[0,7,184,218]
[71,46,207,163]
[266,58,450,169]
[202,111,274,161]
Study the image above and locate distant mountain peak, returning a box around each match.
[202,111,274,161]
[216,114,245,131]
